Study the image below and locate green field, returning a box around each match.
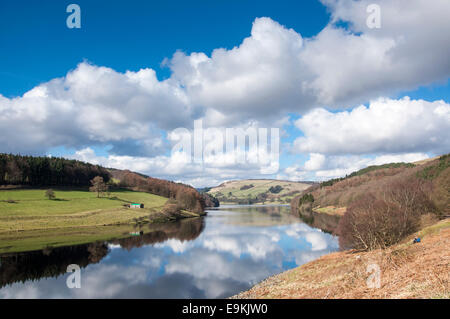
[0,188,169,233]
[0,188,205,253]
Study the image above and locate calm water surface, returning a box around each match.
[0,205,338,298]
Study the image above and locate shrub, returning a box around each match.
[417,153,450,180]
[45,189,55,200]
[201,193,220,207]
[298,193,314,206]
[269,185,283,194]
[240,184,254,190]
[162,203,183,217]
[337,177,435,250]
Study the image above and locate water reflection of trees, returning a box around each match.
[0,242,109,289]
[297,209,339,234]
[0,217,205,288]
[112,217,204,251]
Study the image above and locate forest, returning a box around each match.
[0,153,110,186]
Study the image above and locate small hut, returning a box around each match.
[130,203,144,209]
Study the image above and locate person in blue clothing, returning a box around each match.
[413,237,421,243]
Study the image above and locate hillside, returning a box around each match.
[208,179,312,205]
[109,168,205,213]
[0,153,205,214]
[292,154,450,232]
[0,186,207,253]
[0,188,168,233]
[0,154,206,254]
[233,218,450,299]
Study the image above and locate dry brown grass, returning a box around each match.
[233,219,450,299]
[413,156,441,165]
[313,206,347,217]
[299,156,449,212]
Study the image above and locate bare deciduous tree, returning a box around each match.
[337,177,436,250]
[89,176,107,198]
[45,189,55,200]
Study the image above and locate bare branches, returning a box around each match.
[337,177,436,251]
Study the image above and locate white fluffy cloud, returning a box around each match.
[67,95,450,186]
[306,0,450,105]
[1,0,450,185]
[168,0,450,117]
[304,153,326,171]
[71,146,280,187]
[2,1,449,150]
[168,17,309,124]
[282,152,429,181]
[0,63,197,156]
[293,97,450,155]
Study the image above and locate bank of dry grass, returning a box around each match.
[233,219,450,299]
[313,206,346,217]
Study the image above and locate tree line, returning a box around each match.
[319,162,415,188]
[110,169,205,213]
[0,153,110,186]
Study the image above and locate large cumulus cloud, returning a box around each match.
[293,97,450,155]
[0,63,199,156]
[1,0,450,185]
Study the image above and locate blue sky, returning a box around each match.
[0,0,449,187]
[0,0,329,97]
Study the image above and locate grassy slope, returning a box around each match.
[313,206,346,216]
[233,219,450,299]
[0,189,166,216]
[293,154,450,221]
[0,188,170,233]
[208,179,311,204]
[0,188,205,253]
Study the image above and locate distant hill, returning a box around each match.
[208,179,313,205]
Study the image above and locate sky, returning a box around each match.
[0,0,449,187]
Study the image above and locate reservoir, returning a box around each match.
[0,205,338,298]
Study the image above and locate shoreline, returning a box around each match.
[0,187,206,254]
[231,218,450,299]
[0,209,205,254]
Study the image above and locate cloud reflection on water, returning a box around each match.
[0,205,338,298]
